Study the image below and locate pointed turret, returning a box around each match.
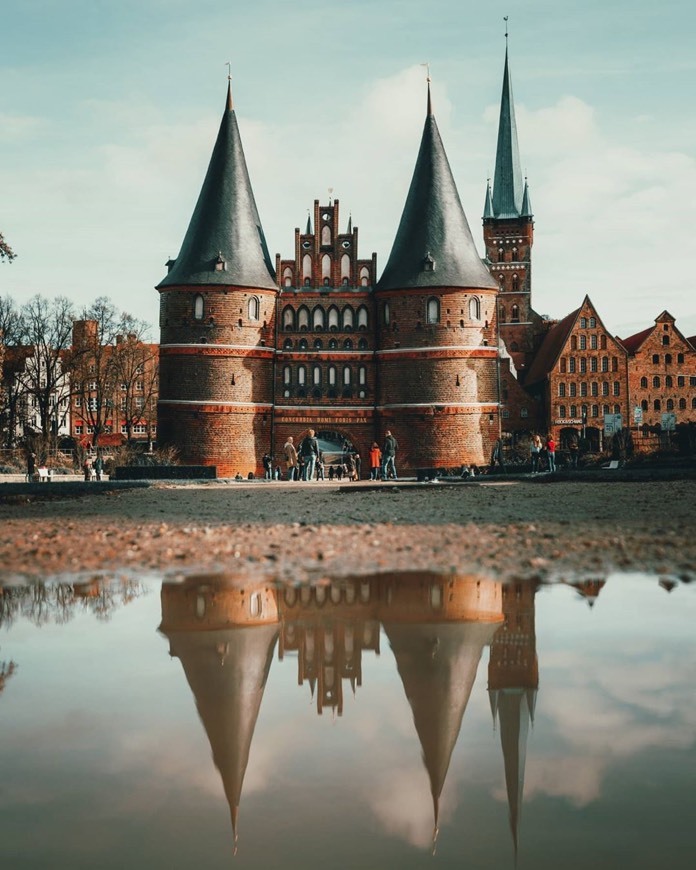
[378,88,497,291]
[158,82,276,289]
[491,46,524,219]
[347,213,352,234]
[483,179,494,219]
[306,211,312,235]
[520,178,532,218]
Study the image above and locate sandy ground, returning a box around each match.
[0,477,694,585]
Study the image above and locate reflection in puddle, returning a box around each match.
[0,572,693,869]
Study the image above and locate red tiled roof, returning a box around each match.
[619,325,653,355]
[524,306,580,385]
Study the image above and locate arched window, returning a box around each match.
[589,317,596,328]
[283,267,293,287]
[383,302,390,326]
[569,357,576,373]
[248,296,260,321]
[601,356,609,372]
[283,338,293,350]
[600,335,607,350]
[666,398,674,410]
[570,404,578,418]
[641,400,648,411]
[510,304,520,322]
[665,353,672,365]
[679,398,687,410]
[298,338,308,350]
[580,382,588,397]
[511,274,519,292]
[498,274,505,290]
[193,294,204,321]
[302,254,312,281]
[282,305,295,331]
[357,306,369,330]
[602,382,609,396]
[560,358,567,373]
[297,366,306,386]
[320,254,332,285]
[590,334,597,350]
[470,297,482,320]
[653,376,660,388]
[313,366,321,386]
[427,297,440,324]
[591,356,598,372]
[359,366,366,385]
[559,405,567,418]
[569,383,577,397]
[341,254,350,283]
[343,366,351,385]
[321,225,331,246]
[359,267,370,287]
[652,354,660,364]
[314,338,323,349]
[313,307,325,330]
[297,306,310,331]
[328,366,337,386]
[328,338,338,350]
[592,404,599,418]
[677,353,684,364]
[499,305,506,323]
[571,335,578,351]
[662,334,670,346]
[580,358,587,373]
[342,306,354,330]
[640,376,648,388]
[591,382,598,396]
[665,375,673,387]
[612,357,618,372]
[283,366,291,385]
[654,399,661,411]
[559,383,566,397]
[328,306,339,331]
[498,248,504,261]
[358,337,368,350]
[613,381,620,395]
[344,338,353,349]
[580,317,587,328]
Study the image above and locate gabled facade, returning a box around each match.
[620,311,696,428]
[524,296,629,449]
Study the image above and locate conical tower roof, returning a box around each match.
[166,625,278,849]
[383,620,500,831]
[158,82,276,290]
[491,47,524,219]
[378,86,497,292]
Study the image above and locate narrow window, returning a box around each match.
[321,225,331,246]
[297,306,310,331]
[571,336,578,351]
[640,376,648,388]
[298,366,306,386]
[383,302,390,326]
[427,297,440,324]
[343,366,351,385]
[193,294,204,321]
[282,306,295,330]
[302,254,312,281]
[357,306,369,330]
[470,297,482,320]
[328,306,339,331]
[283,267,293,287]
[328,366,337,386]
[321,254,331,281]
[313,307,325,330]
[248,296,260,321]
[342,306,354,330]
[313,366,321,386]
[341,253,350,282]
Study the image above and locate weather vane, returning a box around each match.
[504,15,509,40]
[225,61,232,80]
[421,61,431,83]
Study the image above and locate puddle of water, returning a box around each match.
[0,572,694,869]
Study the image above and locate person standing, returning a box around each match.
[94,453,104,481]
[300,429,319,481]
[369,442,382,480]
[26,451,36,482]
[353,451,362,481]
[568,434,579,468]
[283,436,298,481]
[83,456,92,482]
[262,452,273,480]
[545,435,556,472]
[530,433,542,474]
[382,430,398,480]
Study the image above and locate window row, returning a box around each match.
[641,398,693,411]
[497,274,522,292]
[560,356,619,373]
[282,365,367,388]
[558,404,621,419]
[282,337,369,351]
[499,304,521,323]
[640,375,691,389]
[384,297,482,327]
[578,317,597,329]
[283,304,369,332]
[193,295,261,322]
[570,333,606,351]
[558,381,621,397]
[282,259,371,287]
[650,352,685,365]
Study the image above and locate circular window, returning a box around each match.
[302,241,311,249]
[342,240,350,249]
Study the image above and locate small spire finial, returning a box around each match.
[504,15,509,41]
[328,187,334,205]
[421,62,432,116]
[225,62,233,109]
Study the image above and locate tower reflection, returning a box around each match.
[159,573,539,856]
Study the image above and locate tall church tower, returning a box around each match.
[156,81,278,477]
[377,83,501,469]
[483,42,543,379]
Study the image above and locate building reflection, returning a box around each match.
[158,573,539,857]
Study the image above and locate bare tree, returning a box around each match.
[0,294,25,446]
[111,326,159,445]
[14,295,75,455]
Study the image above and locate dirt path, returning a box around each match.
[0,479,693,584]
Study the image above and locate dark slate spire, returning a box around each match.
[491,46,524,219]
[158,82,276,289]
[520,177,532,217]
[483,179,494,219]
[378,89,497,291]
[306,211,312,235]
[347,213,352,234]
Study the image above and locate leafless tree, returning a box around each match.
[0,231,16,263]
[111,328,159,445]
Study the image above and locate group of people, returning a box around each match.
[271,430,399,483]
[530,433,557,473]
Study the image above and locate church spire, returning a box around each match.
[158,82,276,290]
[491,40,524,219]
[378,85,497,291]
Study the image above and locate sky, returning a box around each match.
[1,0,695,341]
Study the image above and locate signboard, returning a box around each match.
[661,412,676,431]
[554,418,583,425]
[633,406,643,425]
[604,413,623,435]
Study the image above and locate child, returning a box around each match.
[369,442,382,480]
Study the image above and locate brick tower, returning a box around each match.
[156,81,278,477]
[376,83,501,469]
[483,41,544,381]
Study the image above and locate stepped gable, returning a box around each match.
[491,46,524,218]
[378,84,497,292]
[158,81,276,290]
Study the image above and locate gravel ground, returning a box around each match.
[0,477,694,585]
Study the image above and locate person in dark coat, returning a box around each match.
[382,431,398,480]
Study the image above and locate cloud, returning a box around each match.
[0,113,45,143]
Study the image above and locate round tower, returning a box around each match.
[157,82,278,477]
[375,83,501,472]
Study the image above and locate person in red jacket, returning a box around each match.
[369,442,382,480]
[546,435,556,472]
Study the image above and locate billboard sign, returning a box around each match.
[604,413,623,435]
[661,412,676,431]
